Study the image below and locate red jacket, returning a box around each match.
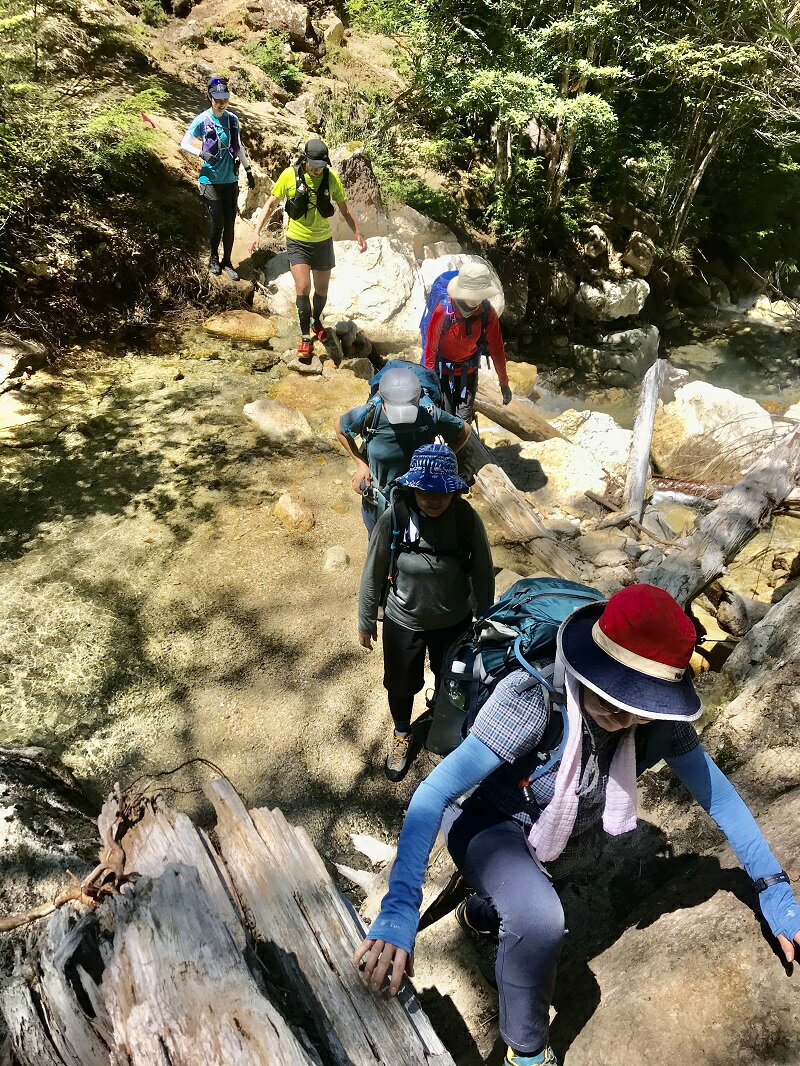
[423,301,508,387]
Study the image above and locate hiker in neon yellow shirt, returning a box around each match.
[248,138,367,361]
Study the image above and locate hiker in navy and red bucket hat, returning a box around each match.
[352,583,800,1066]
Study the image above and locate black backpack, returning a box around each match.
[285,162,335,220]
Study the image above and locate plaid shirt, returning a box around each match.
[470,669,699,878]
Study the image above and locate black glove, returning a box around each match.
[246,168,255,190]
[501,384,513,405]
[199,149,216,163]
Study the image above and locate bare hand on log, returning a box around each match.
[352,937,414,996]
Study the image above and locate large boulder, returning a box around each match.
[621,231,655,277]
[263,237,425,341]
[570,325,659,387]
[575,278,650,321]
[553,410,633,483]
[243,398,313,446]
[651,381,775,481]
[244,0,311,42]
[419,253,505,317]
[516,438,609,516]
[203,311,279,344]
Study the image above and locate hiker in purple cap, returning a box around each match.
[181,76,255,281]
[248,138,366,363]
[352,583,800,1066]
[358,443,494,781]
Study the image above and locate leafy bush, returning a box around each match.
[205,25,240,44]
[240,35,301,92]
[138,0,168,28]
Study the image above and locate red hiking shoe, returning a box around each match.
[311,321,329,342]
[297,336,314,362]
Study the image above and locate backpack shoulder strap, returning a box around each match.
[388,488,412,590]
[362,394,383,443]
[454,498,476,571]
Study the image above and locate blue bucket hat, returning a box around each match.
[395,444,468,494]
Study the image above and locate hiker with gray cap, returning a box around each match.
[336,364,470,536]
[358,443,494,780]
[423,261,511,421]
[248,138,366,361]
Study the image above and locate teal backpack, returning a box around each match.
[426,577,604,757]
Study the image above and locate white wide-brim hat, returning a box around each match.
[448,262,500,303]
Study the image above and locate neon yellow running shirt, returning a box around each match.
[271,166,347,242]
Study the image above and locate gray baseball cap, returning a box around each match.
[379,368,422,425]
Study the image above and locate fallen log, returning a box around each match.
[715,591,771,638]
[461,432,585,581]
[623,360,688,521]
[473,378,565,442]
[638,425,800,607]
[1,782,454,1066]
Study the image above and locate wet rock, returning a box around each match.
[575,278,650,321]
[652,381,775,481]
[242,398,313,445]
[274,493,315,532]
[621,231,655,277]
[203,311,278,344]
[323,546,349,571]
[708,276,733,307]
[676,273,712,307]
[553,411,633,484]
[340,357,373,380]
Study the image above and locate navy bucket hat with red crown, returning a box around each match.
[557,584,701,721]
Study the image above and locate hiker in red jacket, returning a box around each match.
[423,262,512,421]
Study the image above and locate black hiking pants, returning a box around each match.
[382,614,471,732]
[439,365,479,423]
[200,181,238,264]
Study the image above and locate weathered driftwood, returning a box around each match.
[461,433,584,581]
[715,591,771,638]
[639,425,800,607]
[2,783,454,1066]
[623,360,689,520]
[473,379,565,442]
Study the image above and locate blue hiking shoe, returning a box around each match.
[506,1044,558,1066]
[455,896,498,988]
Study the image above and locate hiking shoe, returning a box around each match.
[384,730,411,782]
[297,337,314,362]
[208,255,222,276]
[455,896,499,987]
[311,321,329,342]
[221,262,240,281]
[506,1045,558,1066]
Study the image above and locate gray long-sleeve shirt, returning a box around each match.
[358,498,494,634]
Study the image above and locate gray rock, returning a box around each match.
[323,546,350,572]
[284,90,326,122]
[708,276,733,307]
[575,277,650,321]
[244,0,310,40]
[676,273,712,307]
[287,354,323,375]
[592,548,631,568]
[174,20,204,46]
[621,231,656,277]
[340,357,373,380]
[609,199,661,240]
[637,546,664,567]
[243,398,313,445]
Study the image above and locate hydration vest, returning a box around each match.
[285,163,335,220]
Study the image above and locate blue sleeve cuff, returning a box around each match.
[366,734,503,954]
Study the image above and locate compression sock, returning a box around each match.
[312,292,327,326]
[296,295,312,336]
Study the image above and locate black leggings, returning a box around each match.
[200,181,238,263]
[382,615,471,732]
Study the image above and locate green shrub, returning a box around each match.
[205,25,240,44]
[139,0,168,28]
[241,35,301,92]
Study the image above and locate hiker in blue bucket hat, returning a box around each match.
[358,443,494,780]
[352,582,800,1065]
